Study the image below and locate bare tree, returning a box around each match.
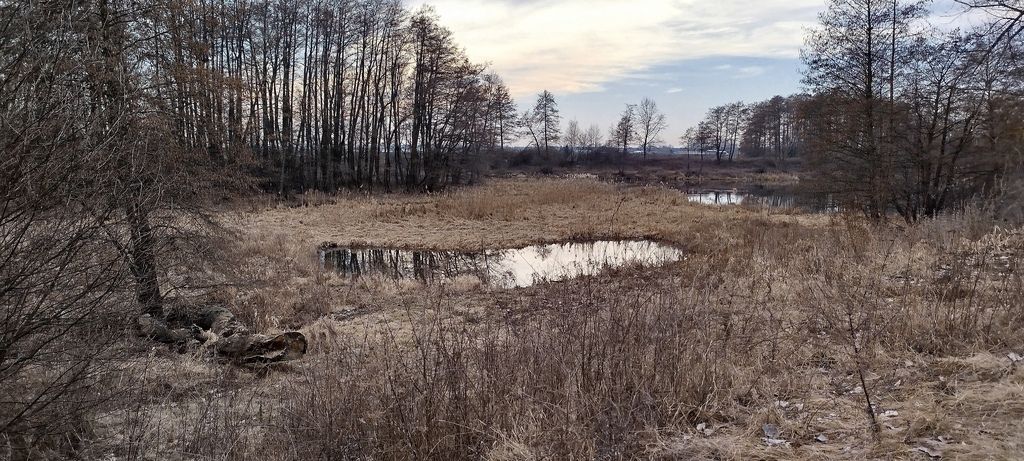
[0,1,139,450]
[955,0,1023,48]
[565,119,582,160]
[702,105,728,163]
[680,127,697,153]
[743,95,808,159]
[139,0,510,193]
[637,98,668,158]
[797,0,1023,220]
[583,124,604,152]
[682,122,714,175]
[485,74,519,151]
[802,0,928,217]
[611,104,637,156]
[723,102,748,162]
[889,32,986,219]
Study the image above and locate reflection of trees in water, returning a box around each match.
[319,241,684,288]
[321,249,497,284]
[684,187,841,212]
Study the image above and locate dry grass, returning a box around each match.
[231,177,823,252]
[67,178,1024,460]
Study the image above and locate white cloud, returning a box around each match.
[666,87,684,94]
[408,0,824,97]
[736,66,767,78]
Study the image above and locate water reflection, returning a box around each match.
[686,187,839,213]
[319,240,684,288]
[688,191,745,206]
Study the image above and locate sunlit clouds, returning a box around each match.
[406,0,978,134]
[408,0,824,98]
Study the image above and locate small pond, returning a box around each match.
[319,240,684,288]
[685,186,839,213]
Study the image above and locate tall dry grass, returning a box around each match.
[76,186,1024,460]
[435,179,620,221]
[263,263,787,459]
[256,219,1020,459]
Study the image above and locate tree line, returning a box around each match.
[677,0,1023,221]
[514,93,671,165]
[146,0,517,193]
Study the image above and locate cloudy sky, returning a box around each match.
[408,0,975,145]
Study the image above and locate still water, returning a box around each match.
[319,240,684,288]
[686,186,839,212]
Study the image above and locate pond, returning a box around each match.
[319,240,684,288]
[685,186,839,213]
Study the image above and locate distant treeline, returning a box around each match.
[679,95,811,162]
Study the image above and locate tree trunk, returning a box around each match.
[138,301,307,364]
[127,201,163,317]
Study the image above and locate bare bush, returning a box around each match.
[0,2,132,453]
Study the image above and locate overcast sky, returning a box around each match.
[408,0,978,146]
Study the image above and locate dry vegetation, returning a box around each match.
[238,178,817,252]
[501,155,802,188]
[56,178,1023,460]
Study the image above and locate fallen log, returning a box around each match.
[137,301,307,364]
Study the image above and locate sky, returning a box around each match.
[407,0,981,146]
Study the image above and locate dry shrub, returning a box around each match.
[232,231,318,282]
[295,190,339,208]
[893,228,1023,353]
[788,217,1024,356]
[91,351,275,461]
[259,250,801,460]
[281,282,333,328]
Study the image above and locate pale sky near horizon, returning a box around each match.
[408,0,980,146]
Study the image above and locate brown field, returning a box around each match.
[240,177,817,251]
[83,178,1022,460]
